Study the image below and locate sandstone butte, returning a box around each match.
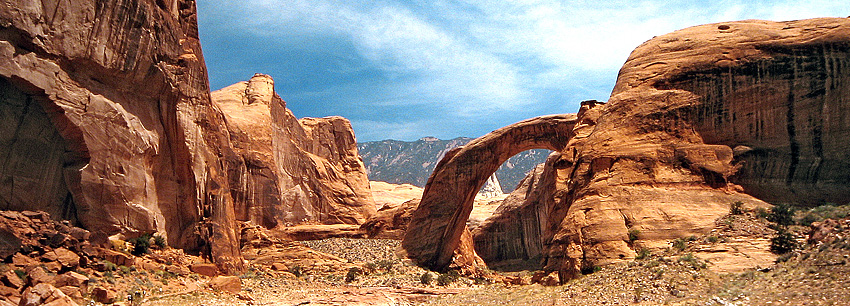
[403,17,850,282]
[0,0,374,274]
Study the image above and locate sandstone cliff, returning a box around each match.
[544,18,850,280]
[0,0,243,272]
[212,74,375,227]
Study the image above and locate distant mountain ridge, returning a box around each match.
[357,137,551,193]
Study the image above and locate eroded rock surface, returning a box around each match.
[404,18,850,281]
[545,18,850,280]
[0,0,242,272]
[473,153,561,271]
[212,74,375,227]
[402,114,577,271]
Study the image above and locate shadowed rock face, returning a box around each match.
[401,114,577,271]
[213,74,376,228]
[0,0,243,272]
[472,153,561,271]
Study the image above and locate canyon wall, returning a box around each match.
[544,18,850,281]
[212,74,375,228]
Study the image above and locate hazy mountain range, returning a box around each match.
[357,137,551,193]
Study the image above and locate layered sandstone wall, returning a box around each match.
[405,18,850,283]
[212,74,376,228]
[0,0,243,272]
[544,17,850,280]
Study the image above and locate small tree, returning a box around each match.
[768,204,795,227]
[770,228,798,254]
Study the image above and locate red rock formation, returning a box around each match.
[544,18,850,280]
[0,0,242,272]
[212,74,376,227]
[472,153,561,271]
[401,114,577,271]
[404,18,850,281]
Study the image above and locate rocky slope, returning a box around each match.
[358,138,550,192]
[212,74,375,227]
[402,17,850,282]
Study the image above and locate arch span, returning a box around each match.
[401,114,577,271]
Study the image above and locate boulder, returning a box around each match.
[208,276,242,293]
[90,287,116,305]
[19,283,78,306]
[189,264,220,277]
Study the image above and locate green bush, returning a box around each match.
[437,270,460,286]
[345,267,363,283]
[128,233,152,256]
[153,235,167,249]
[289,265,304,277]
[730,201,744,215]
[672,238,687,251]
[420,272,435,285]
[768,204,795,227]
[770,229,798,254]
[754,207,770,219]
[635,248,651,260]
[628,228,640,242]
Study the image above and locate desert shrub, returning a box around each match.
[376,260,396,272]
[770,229,798,254]
[635,248,651,260]
[628,228,640,242]
[289,265,304,277]
[672,238,687,251]
[128,233,152,256]
[768,204,795,227]
[754,207,770,219]
[581,264,601,275]
[363,262,378,273]
[345,267,363,283]
[795,203,850,227]
[420,272,435,285]
[678,253,705,269]
[730,201,744,215]
[153,235,167,249]
[706,235,719,243]
[437,270,460,286]
[103,260,117,271]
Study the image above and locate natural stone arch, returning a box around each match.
[401,114,577,271]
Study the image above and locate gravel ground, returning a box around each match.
[301,238,401,264]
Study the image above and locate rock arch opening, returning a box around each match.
[471,151,560,272]
[401,114,577,271]
[0,77,87,224]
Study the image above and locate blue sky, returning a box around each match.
[197,0,847,142]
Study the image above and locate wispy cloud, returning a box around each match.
[198,0,848,141]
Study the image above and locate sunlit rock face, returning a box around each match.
[545,17,850,281]
[213,74,376,228]
[0,0,243,273]
[404,18,850,282]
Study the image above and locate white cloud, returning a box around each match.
[201,0,849,141]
